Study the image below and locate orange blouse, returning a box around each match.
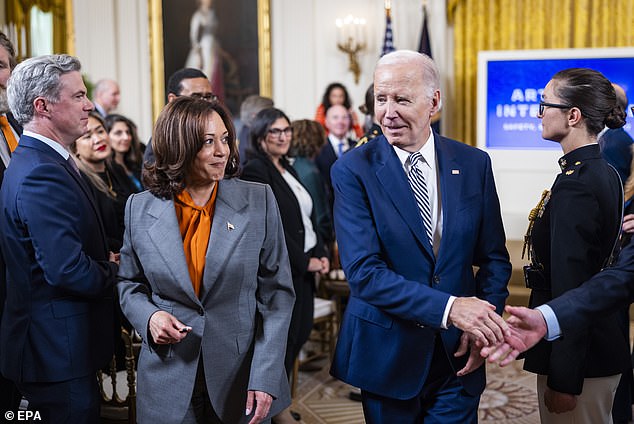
[174,184,218,298]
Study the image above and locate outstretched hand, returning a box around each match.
[454,333,485,376]
[480,305,547,366]
[448,297,509,346]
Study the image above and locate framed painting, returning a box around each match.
[149,0,271,118]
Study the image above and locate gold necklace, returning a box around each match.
[103,169,117,198]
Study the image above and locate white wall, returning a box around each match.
[71,0,450,148]
[72,0,153,142]
[271,0,450,121]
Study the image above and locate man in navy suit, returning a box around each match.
[329,50,511,423]
[0,54,118,423]
[315,104,356,206]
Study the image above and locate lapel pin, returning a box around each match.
[227,222,235,231]
[452,169,460,175]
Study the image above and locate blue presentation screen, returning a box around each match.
[484,56,634,149]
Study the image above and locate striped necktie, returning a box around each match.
[0,115,18,152]
[407,152,433,246]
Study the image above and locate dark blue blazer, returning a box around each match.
[599,128,634,184]
[0,135,117,383]
[329,134,510,399]
[314,137,354,195]
[548,235,634,335]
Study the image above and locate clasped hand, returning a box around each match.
[479,305,547,366]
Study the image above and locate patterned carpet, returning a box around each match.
[292,359,540,424]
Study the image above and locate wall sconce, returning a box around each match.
[336,15,366,84]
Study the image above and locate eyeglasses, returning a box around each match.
[539,101,573,115]
[268,127,293,139]
[189,93,219,102]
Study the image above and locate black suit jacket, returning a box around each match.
[0,112,22,341]
[599,128,634,185]
[314,137,354,208]
[524,144,630,394]
[0,113,22,408]
[549,237,634,332]
[241,153,325,280]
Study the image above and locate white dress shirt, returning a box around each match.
[328,134,349,158]
[393,130,454,329]
[23,130,70,160]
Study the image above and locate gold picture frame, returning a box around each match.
[148,0,272,120]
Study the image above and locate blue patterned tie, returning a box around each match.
[407,152,433,246]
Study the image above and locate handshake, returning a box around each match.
[448,298,547,367]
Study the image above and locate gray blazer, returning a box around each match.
[117,178,295,423]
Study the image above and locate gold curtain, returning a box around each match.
[6,0,72,57]
[447,0,634,146]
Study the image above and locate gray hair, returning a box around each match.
[376,50,440,100]
[240,95,274,126]
[93,78,117,97]
[8,54,82,125]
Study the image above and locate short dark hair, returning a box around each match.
[248,108,291,160]
[321,82,351,110]
[143,97,239,199]
[552,68,626,135]
[166,68,209,96]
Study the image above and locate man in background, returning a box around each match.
[0,54,118,422]
[237,94,273,165]
[0,31,23,415]
[92,78,121,117]
[143,68,216,165]
[315,104,355,204]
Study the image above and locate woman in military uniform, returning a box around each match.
[523,68,629,424]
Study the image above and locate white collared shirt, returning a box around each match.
[393,130,454,329]
[328,134,349,158]
[23,130,70,160]
[393,130,443,253]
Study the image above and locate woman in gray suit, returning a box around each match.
[117,97,295,424]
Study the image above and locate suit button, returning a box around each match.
[198,308,204,316]
[433,275,440,285]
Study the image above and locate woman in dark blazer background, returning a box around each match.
[241,108,329,424]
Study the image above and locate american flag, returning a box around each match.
[381,9,395,56]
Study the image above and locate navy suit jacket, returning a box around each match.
[599,128,634,184]
[329,134,510,400]
[0,134,117,383]
[314,137,354,196]
[548,235,634,335]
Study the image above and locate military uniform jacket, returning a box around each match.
[524,143,630,395]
